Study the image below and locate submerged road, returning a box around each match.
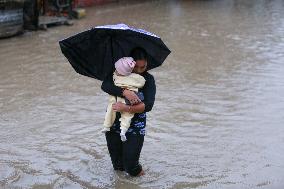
[0,0,284,188]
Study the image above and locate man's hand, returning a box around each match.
[112,102,128,112]
[122,89,141,105]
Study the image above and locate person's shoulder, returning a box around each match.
[142,72,155,81]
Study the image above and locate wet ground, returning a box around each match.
[1,0,284,188]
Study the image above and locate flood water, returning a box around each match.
[1,0,284,188]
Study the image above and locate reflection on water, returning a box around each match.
[1,0,284,188]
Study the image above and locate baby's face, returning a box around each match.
[133,60,147,74]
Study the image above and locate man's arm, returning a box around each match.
[142,73,156,112]
[112,102,145,113]
[112,73,156,113]
[101,74,123,97]
[101,74,141,105]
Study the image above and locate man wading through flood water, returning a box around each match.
[101,47,156,176]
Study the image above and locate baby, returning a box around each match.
[102,57,145,141]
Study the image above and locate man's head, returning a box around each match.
[130,47,148,74]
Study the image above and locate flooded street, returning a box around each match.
[1,0,284,188]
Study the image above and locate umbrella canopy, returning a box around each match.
[59,23,171,81]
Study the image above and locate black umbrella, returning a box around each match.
[59,23,171,81]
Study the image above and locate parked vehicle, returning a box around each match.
[0,0,24,38]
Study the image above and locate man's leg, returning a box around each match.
[123,134,144,176]
[105,132,124,171]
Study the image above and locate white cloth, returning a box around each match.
[103,72,145,138]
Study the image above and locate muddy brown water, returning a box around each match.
[1,0,284,188]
